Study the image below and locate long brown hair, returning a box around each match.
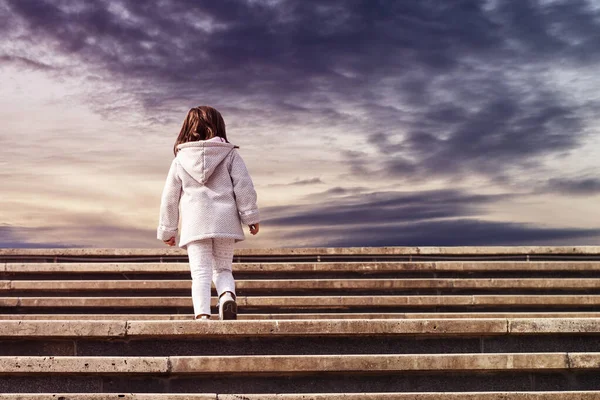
[173,106,228,155]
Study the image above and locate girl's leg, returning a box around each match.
[187,239,214,319]
[212,238,236,299]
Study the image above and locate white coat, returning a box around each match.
[157,138,260,249]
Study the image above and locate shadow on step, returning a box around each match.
[0,371,599,393]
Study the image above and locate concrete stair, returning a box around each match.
[1,246,600,397]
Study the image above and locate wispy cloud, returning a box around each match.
[268,177,324,187]
[304,186,368,199]
[0,224,80,249]
[0,55,54,70]
[541,177,600,196]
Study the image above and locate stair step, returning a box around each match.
[2,278,600,293]
[3,393,600,400]
[0,318,597,337]
[3,295,600,309]
[3,245,600,257]
[1,318,599,357]
[5,318,600,337]
[220,394,600,400]
[0,318,506,337]
[1,353,598,374]
[6,261,600,274]
[3,247,600,394]
[3,312,600,320]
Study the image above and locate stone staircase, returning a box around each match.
[1,246,600,398]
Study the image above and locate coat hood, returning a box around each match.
[176,141,236,184]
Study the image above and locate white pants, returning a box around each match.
[187,238,236,317]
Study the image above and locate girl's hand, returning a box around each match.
[249,223,260,235]
[163,237,176,246]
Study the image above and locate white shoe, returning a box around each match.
[219,292,237,320]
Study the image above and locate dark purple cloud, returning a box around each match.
[542,177,600,196]
[0,55,53,70]
[262,189,600,247]
[0,222,158,249]
[3,0,599,175]
[297,219,600,247]
[264,188,512,227]
[0,225,78,248]
[4,4,597,117]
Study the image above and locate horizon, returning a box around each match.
[2,0,600,249]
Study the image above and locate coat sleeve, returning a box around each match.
[157,158,182,241]
[229,149,260,225]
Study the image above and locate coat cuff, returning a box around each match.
[157,226,178,241]
[240,209,260,226]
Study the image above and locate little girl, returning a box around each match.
[157,106,260,321]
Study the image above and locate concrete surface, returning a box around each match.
[3,278,600,292]
[3,393,600,399]
[0,356,168,373]
[0,318,597,338]
[0,396,219,400]
[0,320,126,337]
[0,353,594,374]
[125,318,509,337]
[3,246,600,257]
[5,312,600,320]
[5,261,600,273]
[2,246,600,395]
[218,393,600,400]
[5,295,600,309]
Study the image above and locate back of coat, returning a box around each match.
[157,139,260,250]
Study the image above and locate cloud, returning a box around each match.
[3,1,600,248]
[0,220,159,249]
[0,55,54,71]
[262,187,600,247]
[268,177,324,187]
[264,188,512,227]
[541,177,600,196]
[4,0,600,165]
[289,218,600,247]
[494,0,600,62]
[304,186,368,199]
[380,88,582,180]
[0,224,79,248]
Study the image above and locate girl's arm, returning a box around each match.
[229,150,260,226]
[157,158,182,242]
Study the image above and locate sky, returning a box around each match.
[2,0,600,249]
